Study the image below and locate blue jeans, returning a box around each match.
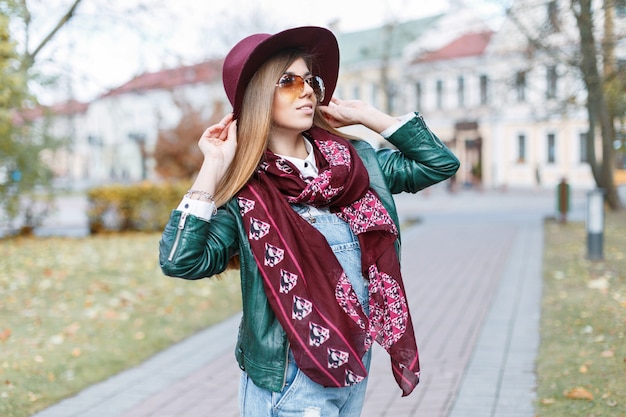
[238,210,372,417]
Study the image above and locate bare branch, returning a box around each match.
[23,0,84,68]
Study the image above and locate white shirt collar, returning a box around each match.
[275,138,318,178]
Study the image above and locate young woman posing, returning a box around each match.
[159,26,460,417]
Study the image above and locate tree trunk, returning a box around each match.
[572,0,622,210]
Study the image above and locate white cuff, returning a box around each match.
[176,197,216,221]
[380,113,416,138]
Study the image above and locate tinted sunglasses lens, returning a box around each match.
[278,74,303,92]
[311,76,325,102]
[277,74,325,102]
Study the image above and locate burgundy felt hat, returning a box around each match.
[222,26,339,118]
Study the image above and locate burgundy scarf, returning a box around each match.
[237,127,420,396]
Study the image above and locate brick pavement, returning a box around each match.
[31,187,585,417]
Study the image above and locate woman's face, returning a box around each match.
[271,57,317,135]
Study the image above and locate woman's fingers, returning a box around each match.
[218,113,234,126]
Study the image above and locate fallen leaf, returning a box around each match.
[579,364,588,373]
[0,328,11,342]
[564,387,594,400]
[103,310,118,319]
[64,322,81,336]
[541,398,556,405]
[601,350,614,358]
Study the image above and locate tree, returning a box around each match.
[506,0,624,210]
[571,0,623,210]
[0,0,82,233]
[154,99,225,181]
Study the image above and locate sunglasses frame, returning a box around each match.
[275,73,325,103]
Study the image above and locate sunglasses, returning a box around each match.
[275,74,325,103]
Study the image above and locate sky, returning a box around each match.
[25,0,506,104]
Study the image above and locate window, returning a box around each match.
[547,1,560,32]
[616,0,625,17]
[579,132,589,163]
[371,83,378,108]
[480,75,489,105]
[515,71,526,102]
[387,82,397,114]
[436,80,443,109]
[457,76,465,107]
[546,66,557,99]
[547,133,556,163]
[517,134,527,163]
[415,82,422,110]
[618,59,626,81]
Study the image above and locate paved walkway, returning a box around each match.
[31,187,586,417]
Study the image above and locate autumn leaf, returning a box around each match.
[0,328,11,342]
[564,387,594,400]
[64,322,81,337]
[601,350,615,358]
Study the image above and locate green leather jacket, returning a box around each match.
[159,113,459,392]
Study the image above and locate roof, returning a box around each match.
[14,99,89,123]
[337,14,444,65]
[415,30,494,63]
[100,58,224,98]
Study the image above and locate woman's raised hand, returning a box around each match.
[198,113,238,176]
[318,98,399,134]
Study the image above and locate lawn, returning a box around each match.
[0,233,242,417]
[537,210,626,417]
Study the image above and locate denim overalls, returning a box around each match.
[238,205,372,417]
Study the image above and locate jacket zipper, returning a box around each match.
[281,342,290,387]
[167,212,188,261]
[417,113,443,148]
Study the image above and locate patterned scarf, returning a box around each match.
[237,127,420,396]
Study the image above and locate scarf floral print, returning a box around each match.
[237,127,420,396]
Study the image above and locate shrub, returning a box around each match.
[87,182,187,233]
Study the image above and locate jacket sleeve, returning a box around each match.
[159,206,239,280]
[376,112,460,194]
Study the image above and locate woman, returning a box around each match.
[159,26,460,416]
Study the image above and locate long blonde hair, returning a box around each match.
[213,50,348,205]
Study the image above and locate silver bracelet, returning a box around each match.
[185,189,218,216]
[185,189,216,202]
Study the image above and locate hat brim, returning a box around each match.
[224,26,339,118]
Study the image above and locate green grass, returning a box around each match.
[537,211,626,417]
[0,233,242,417]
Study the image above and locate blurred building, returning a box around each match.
[33,0,625,191]
[35,59,226,188]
